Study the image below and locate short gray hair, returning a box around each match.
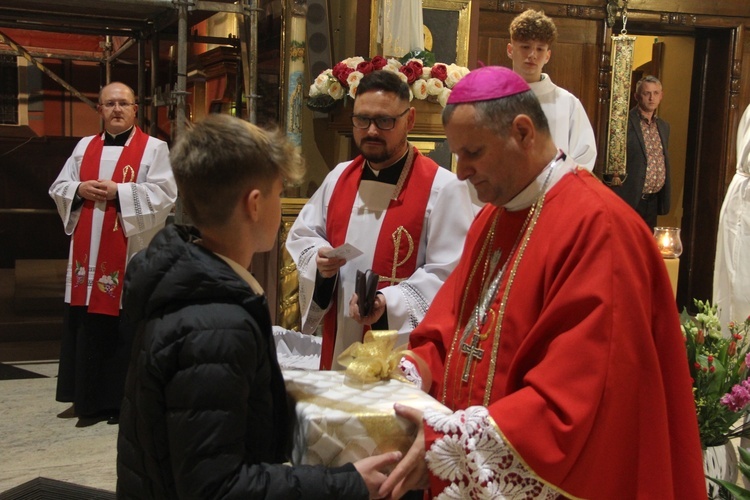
[442,90,550,136]
[635,75,662,95]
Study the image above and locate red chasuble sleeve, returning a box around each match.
[407,171,705,499]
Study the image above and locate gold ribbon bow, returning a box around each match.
[337,330,411,385]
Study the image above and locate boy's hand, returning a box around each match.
[353,451,402,499]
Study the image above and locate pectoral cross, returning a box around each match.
[460,335,484,382]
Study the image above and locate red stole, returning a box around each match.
[70,127,148,316]
[319,148,439,369]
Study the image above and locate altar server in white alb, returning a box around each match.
[49,81,177,425]
[286,70,476,370]
[507,9,597,171]
[714,103,750,327]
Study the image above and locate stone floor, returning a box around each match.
[0,262,118,495]
[0,358,118,495]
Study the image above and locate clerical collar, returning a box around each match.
[104,127,134,146]
[361,150,408,185]
[504,150,573,211]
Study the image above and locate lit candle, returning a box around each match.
[653,227,682,259]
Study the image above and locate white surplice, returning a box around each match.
[714,104,750,327]
[286,159,477,369]
[529,74,597,171]
[49,131,177,305]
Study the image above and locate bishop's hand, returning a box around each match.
[378,403,429,499]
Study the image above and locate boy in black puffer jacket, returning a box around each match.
[116,114,401,499]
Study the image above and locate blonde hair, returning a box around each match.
[170,114,305,227]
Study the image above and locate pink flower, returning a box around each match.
[721,380,750,412]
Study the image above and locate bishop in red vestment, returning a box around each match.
[380,66,705,499]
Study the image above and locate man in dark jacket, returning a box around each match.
[116,114,400,499]
[608,75,671,230]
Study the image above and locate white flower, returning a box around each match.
[342,56,365,69]
[438,88,451,107]
[98,275,115,285]
[328,81,345,100]
[445,64,466,88]
[348,81,360,99]
[426,77,445,96]
[312,70,333,93]
[309,84,322,97]
[346,70,364,89]
[385,58,402,71]
[306,54,469,109]
[412,79,428,100]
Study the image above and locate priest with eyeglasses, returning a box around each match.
[49,81,176,427]
[287,70,477,370]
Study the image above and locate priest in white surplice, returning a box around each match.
[286,71,476,370]
[714,103,750,327]
[49,82,177,424]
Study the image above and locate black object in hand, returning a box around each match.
[356,269,379,317]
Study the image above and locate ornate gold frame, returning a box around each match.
[369,0,471,67]
[276,198,307,330]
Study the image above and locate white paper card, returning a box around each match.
[324,243,363,260]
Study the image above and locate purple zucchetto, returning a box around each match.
[448,66,531,104]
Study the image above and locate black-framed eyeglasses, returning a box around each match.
[351,108,409,130]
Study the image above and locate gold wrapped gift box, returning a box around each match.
[284,369,450,467]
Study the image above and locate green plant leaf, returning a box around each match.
[399,50,436,67]
[707,476,750,499]
[739,461,750,480]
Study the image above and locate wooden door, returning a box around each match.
[679,28,735,310]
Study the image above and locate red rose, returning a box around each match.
[399,63,424,84]
[357,61,375,75]
[332,62,353,87]
[370,55,388,70]
[430,63,448,81]
[405,60,423,74]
